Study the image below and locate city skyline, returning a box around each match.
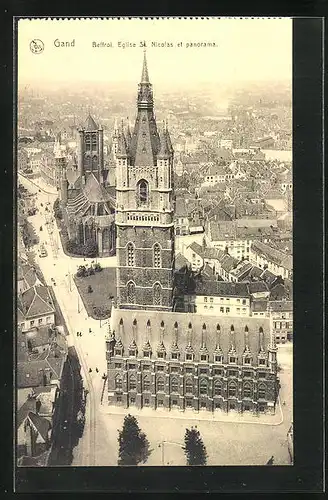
[18,18,292,87]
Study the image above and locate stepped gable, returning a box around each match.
[110,308,271,365]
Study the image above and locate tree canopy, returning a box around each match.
[118,414,151,466]
[183,426,207,466]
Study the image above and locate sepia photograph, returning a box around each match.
[16,17,293,469]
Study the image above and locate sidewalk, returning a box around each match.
[99,398,284,426]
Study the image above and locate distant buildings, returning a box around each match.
[250,240,293,280]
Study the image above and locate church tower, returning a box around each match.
[115,51,175,311]
[77,114,104,183]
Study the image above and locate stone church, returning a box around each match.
[60,114,116,256]
[106,52,279,415]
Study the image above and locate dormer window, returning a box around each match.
[115,348,123,356]
[129,349,137,357]
[186,353,194,361]
[200,354,208,362]
[143,350,151,358]
[244,356,251,365]
[215,354,223,363]
[259,358,266,365]
[157,351,164,359]
[229,356,236,364]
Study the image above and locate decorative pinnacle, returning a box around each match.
[141,50,150,84]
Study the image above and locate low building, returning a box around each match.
[183,281,251,317]
[17,397,52,460]
[250,240,293,279]
[174,197,190,236]
[17,285,56,332]
[107,309,279,415]
[184,242,204,272]
[269,300,293,343]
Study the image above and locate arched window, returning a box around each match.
[143,375,150,392]
[228,382,237,398]
[127,281,136,304]
[258,383,266,399]
[153,243,161,268]
[170,377,179,393]
[126,243,135,267]
[199,378,208,396]
[137,179,148,205]
[91,133,97,150]
[85,155,91,170]
[214,381,222,396]
[85,134,91,151]
[157,377,164,392]
[185,378,193,395]
[92,155,98,170]
[129,376,137,391]
[115,375,122,390]
[243,382,252,398]
[153,283,162,306]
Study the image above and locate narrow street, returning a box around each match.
[19,174,113,466]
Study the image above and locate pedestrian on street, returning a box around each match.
[89,328,92,333]
[89,368,92,373]
[76,332,79,337]
[96,367,99,373]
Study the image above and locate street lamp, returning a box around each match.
[158,440,182,466]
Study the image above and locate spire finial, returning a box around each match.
[141,50,150,84]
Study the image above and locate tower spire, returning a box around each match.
[141,49,150,84]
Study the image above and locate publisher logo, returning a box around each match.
[30,39,44,54]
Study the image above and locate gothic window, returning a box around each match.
[127,281,136,304]
[127,243,135,267]
[185,379,193,395]
[214,381,222,396]
[92,155,98,170]
[153,283,162,306]
[115,375,123,390]
[129,376,137,391]
[137,179,148,205]
[258,383,266,399]
[243,382,252,398]
[91,133,97,150]
[143,376,150,392]
[228,382,237,398]
[170,377,179,393]
[85,155,91,170]
[85,134,91,151]
[199,378,208,396]
[153,243,161,268]
[215,354,223,363]
[157,377,165,392]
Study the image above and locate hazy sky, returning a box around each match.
[18,17,292,87]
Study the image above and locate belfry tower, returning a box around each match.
[77,114,104,183]
[115,51,175,311]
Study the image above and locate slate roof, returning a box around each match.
[84,114,98,131]
[17,397,37,429]
[27,412,52,442]
[175,197,188,218]
[194,281,249,297]
[17,354,65,389]
[248,281,269,294]
[83,173,113,203]
[19,286,55,320]
[25,326,52,348]
[251,241,293,271]
[110,307,272,366]
[174,253,190,271]
[261,269,279,287]
[208,221,236,241]
[220,254,239,272]
[203,247,226,261]
[251,300,268,313]
[188,242,204,257]
[269,300,293,313]
[229,261,253,279]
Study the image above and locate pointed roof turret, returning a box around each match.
[116,120,128,158]
[85,114,98,131]
[157,121,171,159]
[141,49,150,84]
[113,117,119,137]
[165,120,174,154]
[126,118,132,145]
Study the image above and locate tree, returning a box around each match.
[183,426,207,466]
[76,265,87,278]
[118,414,151,466]
[94,263,102,272]
[53,198,63,220]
